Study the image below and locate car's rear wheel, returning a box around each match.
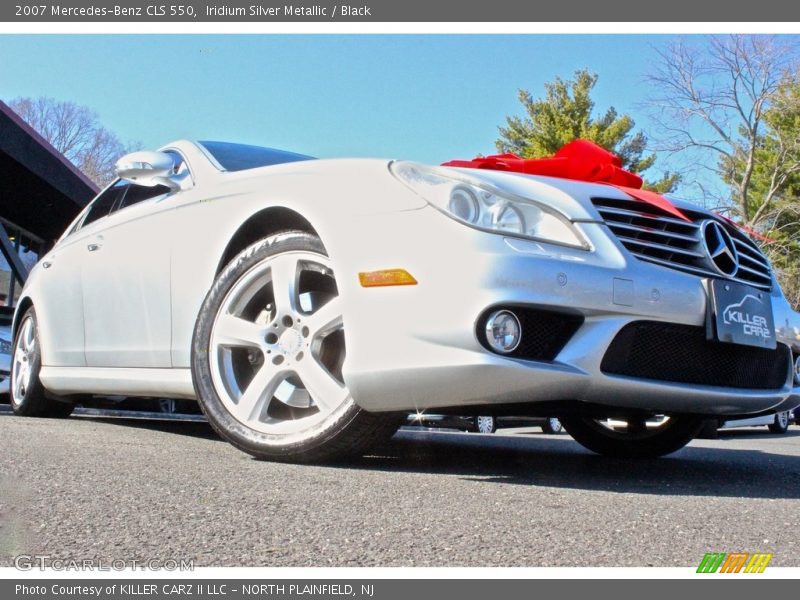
[192,231,401,462]
[560,414,703,458]
[10,308,73,418]
[768,411,790,434]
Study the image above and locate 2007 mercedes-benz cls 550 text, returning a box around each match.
[10,139,800,461]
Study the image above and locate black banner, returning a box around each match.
[3,0,800,22]
[4,579,799,600]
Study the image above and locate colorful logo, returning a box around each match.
[697,552,772,573]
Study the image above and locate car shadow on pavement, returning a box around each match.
[76,415,223,441]
[338,429,800,500]
[35,409,800,501]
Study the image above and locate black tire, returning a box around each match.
[473,415,496,434]
[541,417,563,434]
[560,415,703,458]
[191,231,401,463]
[9,308,73,418]
[768,411,790,434]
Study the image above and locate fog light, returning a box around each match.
[794,354,800,386]
[485,310,521,354]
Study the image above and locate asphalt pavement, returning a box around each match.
[1,409,799,567]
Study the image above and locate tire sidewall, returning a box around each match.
[191,231,362,460]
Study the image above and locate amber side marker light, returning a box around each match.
[358,269,418,287]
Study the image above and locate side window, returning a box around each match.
[116,183,170,211]
[80,180,128,229]
[166,150,189,177]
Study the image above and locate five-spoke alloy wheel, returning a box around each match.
[12,315,36,404]
[192,231,400,462]
[10,308,74,418]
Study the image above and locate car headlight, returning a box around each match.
[390,161,588,249]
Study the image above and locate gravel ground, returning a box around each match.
[1,410,799,567]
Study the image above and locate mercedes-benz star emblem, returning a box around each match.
[701,220,739,277]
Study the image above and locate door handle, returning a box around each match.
[87,243,101,252]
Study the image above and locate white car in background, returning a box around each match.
[408,413,563,435]
[700,411,793,437]
[8,140,800,462]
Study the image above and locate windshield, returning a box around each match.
[199,140,315,172]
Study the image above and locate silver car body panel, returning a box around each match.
[39,366,195,399]
[15,140,800,417]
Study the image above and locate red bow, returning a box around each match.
[717,214,773,244]
[443,139,692,223]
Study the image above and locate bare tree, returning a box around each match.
[647,35,800,308]
[9,96,136,186]
[647,35,800,227]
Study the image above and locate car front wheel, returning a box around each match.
[10,308,73,418]
[560,415,703,458]
[192,231,401,462]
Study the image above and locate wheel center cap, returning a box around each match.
[277,328,302,354]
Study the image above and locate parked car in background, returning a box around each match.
[407,413,563,434]
[8,139,800,462]
[0,310,12,397]
[76,395,202,416]
[699,411,794,437]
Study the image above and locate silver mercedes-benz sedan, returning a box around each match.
[9,139,800,461]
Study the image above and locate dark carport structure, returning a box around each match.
[0,100,98,307]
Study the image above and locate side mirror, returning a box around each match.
[115,151,181,191]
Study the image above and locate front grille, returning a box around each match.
[601,321,790,390]
[478,307,583,361]
[592,197,773,290]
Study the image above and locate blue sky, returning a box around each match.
[0,35,669,165]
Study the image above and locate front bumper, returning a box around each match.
[339,207,800,417]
